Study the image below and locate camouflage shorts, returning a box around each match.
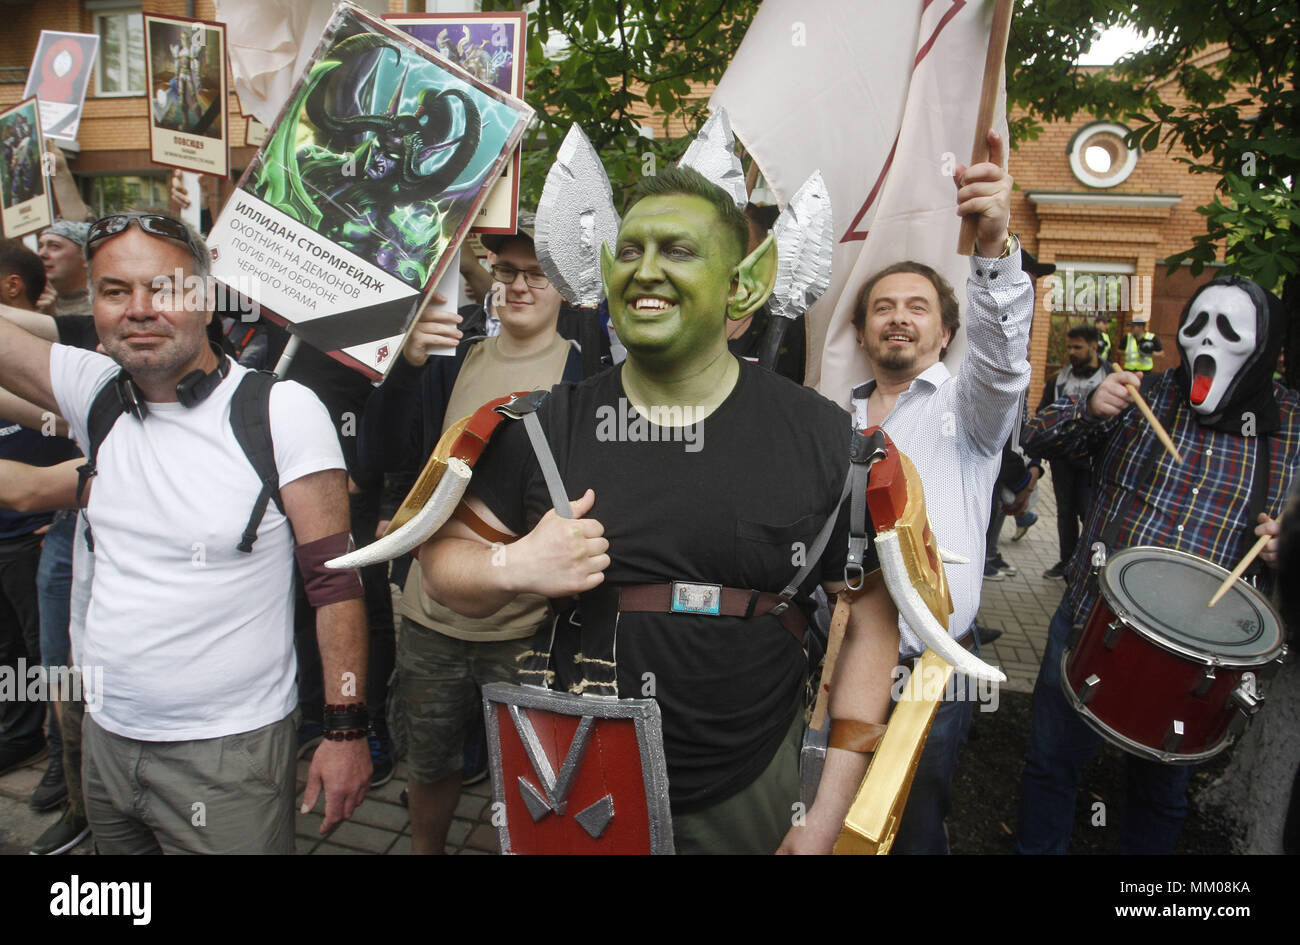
[388,617,530,784]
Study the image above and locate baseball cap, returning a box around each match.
[478,211,536,254]
[42,219,91,247]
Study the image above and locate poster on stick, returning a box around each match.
[144,14,230,178]
[206,2,533,380]
[244,116,268,148]
[387,10,527,234]
[0,99,54,239]
[22,31,99,142]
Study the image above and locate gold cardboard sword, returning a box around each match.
[817,430,1000,854]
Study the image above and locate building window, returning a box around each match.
[1068,122,1139,188]
[82,175,170,217]
[93,6,145,96]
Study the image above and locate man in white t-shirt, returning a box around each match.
[0,212,372,853]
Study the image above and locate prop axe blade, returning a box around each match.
[760,169,832,369]
[678,107,748,210]
[534,124,621,308]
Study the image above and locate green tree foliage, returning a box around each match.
[489,1,1296,377]
[483,0,755,208]
[1006,1,1299,380]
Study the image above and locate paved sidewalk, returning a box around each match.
[0,755,499,855]
[977,466,1068,694]
[292,759,498,855]
[1,469,1074,854]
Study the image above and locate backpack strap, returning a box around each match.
[773,428,887,609]
[76,374,130,552]
[229,370,283,553]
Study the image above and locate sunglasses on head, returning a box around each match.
[85,213,200,261]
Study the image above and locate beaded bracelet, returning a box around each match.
[322,728,367,742]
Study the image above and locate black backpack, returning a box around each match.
[76,371,283,554]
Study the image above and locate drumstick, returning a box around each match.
[1125,383,1182,464]
[1208,532,1272,608]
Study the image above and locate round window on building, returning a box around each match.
[1068,122,1139,188]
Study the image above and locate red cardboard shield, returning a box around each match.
[482,682,674,854]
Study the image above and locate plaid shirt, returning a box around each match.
[1023,372,1300,626]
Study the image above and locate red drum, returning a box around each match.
[1062,546,1285,764]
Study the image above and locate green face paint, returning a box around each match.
[603,194,741,367]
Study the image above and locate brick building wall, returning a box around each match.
[1,0,408,218]
[1008,49,1228,406]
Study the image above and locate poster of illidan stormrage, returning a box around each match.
[206,3,533,380]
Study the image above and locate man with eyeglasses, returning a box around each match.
[358,213,590,853]
[0,211,372,853]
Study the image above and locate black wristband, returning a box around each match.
[323,704,369,733]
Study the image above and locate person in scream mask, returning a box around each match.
[1014,274,1300,855]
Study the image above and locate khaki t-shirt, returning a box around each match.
[399,333,574,641]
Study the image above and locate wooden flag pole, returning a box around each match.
[957,0,1015,256]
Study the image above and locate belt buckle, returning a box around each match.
[670,581,722,616]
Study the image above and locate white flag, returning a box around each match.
[713,0,1008,402]
[212,0,337,126]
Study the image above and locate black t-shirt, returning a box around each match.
[55,315,98,351]
[471,360,871,813]
[0,419,81,539]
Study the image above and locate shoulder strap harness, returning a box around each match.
[77,370,282,554]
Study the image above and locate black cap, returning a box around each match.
[479,210,536,254]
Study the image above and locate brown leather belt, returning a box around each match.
[616,583,807,642]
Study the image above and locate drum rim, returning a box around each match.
[1098,546,1284,668]
[1058,650,1232,765]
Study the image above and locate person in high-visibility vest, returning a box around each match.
[1122,318,1162,370]
[1094,315,1112,363]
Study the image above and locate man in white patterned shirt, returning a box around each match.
[848,131,1033,854]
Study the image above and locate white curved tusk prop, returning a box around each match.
[876,529,1006,683]
[326,458,472,570]
[937,546,969,565]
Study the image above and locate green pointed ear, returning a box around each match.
[600,241,615,301]
[727,232,778,321]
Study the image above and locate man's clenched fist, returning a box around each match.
[507,488,610,597]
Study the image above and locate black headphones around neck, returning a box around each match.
[115,343,231,420]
